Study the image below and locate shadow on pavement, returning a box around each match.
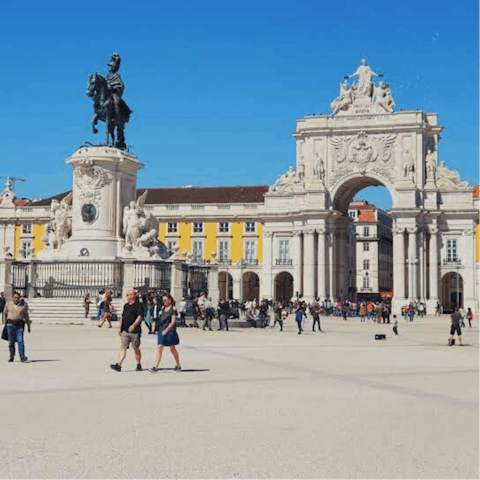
[27,360,59,363]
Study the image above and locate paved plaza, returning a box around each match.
[0,315,478,479]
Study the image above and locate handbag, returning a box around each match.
[1,325,8,341]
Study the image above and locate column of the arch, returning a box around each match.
[392,227,406,301]
[303,228,315,300]
[337,228,347,301]
[317,228,326,301]
[463,228,476,309]
[327,228,336,301]
[429,226,439,305]
[262,231,273,299]
[419,229,426,302]
[407,227,418,300]
[292,230,303,298]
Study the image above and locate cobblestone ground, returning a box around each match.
[0,314,478,479]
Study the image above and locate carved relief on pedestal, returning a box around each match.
[328,131,396,188]
[73,159,113,203]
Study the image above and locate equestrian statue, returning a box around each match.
[86,52,132,149]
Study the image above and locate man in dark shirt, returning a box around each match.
[110,289,144,372]
[448,311,463,346]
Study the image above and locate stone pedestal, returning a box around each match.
[63,146,144,260]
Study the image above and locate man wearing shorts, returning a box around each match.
[448,311,463,346]
[110,289,144,372]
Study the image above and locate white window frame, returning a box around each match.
[193,222,203,233]
[22,223,32,234]
[219,240,229,262]
[279,240,290,261]
[245,221,255,233]
[446,239,458,261]
[363,242,369,251]
[245,241,256,263]
[168,222,178,233]
[193,240,203,262]
[219,222,229,233]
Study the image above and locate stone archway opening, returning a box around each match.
[275,272,294,303]
[441,272,463,313]
[242,272,260,302]
[330,175,394,304]
[218,271,233,300]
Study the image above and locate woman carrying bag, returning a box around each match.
[150,294,181,372]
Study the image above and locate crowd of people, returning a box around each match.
[0,288,476,366]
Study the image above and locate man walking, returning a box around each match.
[110,289,144,372]
[311,299,323,332]
[218,299,230,331]
[3,291,31,362]
[448,310,463,346]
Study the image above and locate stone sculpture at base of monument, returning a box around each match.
[122,190,169,259]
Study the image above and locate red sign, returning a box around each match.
[380,291,393,299]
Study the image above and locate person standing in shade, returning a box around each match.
[110,289,144,372]
[3,291,31,362]
[150,293,181,372]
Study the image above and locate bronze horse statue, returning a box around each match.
[86,73,132,149]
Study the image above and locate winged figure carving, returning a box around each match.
[329,137,350,164]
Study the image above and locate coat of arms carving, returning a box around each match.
[328,131,397,187]
[73,159,112,203]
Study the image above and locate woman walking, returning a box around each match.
[98,289,113,328]
[466,308,474,328]
[150,294,181,372]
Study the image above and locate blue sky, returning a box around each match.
[0,0,478,209]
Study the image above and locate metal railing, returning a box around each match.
[182,264,209,299]
[276,259,292,265]
[133,261,171,293]
[443,259,461,266]
[33,261,123,298]
[11,262,28,297]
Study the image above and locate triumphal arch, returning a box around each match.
[264,59,477,314]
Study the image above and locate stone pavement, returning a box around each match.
[0,314,478,479]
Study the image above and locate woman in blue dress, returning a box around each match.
[150,294,181,372]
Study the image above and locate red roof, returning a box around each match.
[28,186,269,207]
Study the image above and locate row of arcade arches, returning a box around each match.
[217,270,464,309]
[218,271,294,303]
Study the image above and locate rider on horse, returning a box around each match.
[103,52,131,149]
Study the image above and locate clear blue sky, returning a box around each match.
[0,0,478,210]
